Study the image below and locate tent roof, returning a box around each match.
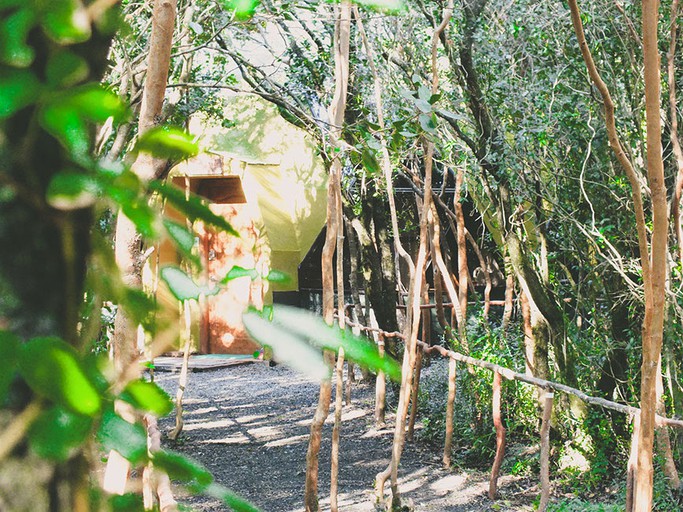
[169,94,327,291]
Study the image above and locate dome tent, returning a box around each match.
[151,94,327,354]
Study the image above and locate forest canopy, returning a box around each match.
[1,0,683,511]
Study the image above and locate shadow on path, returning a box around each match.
[156,363,535,511]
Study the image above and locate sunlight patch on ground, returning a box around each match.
[182,398,210,405]
[199,433,250,444]
[184,407,218,416]
[264,433,309,448]
[429,472,467,494]
[203,375,241,383]
[247,425,282,440]
[360,427,394,439]
[234,413,270,424]
[395,467,430,493]
[297,407,367,427]
[219,403,258,411]
[184,418,233,431]
[289,488,377,512]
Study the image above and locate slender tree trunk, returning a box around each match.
[345,214,373,382]
[539,391,554,511]
[407,279,429,442]
[330,140,347,512]
[502,255,515,331]
[304,2,350,510]
[454,165,468,321]
[113,0,177,377]
[669,0,683,266]
[376,6,453,509]
[489,371,506,499]
[168,300,192,441]
[636,1,669,508]
[443,357,457,468]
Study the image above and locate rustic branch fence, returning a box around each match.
[339,314,683,511]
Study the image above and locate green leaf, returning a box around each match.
[221,265,259,283]
[109,494,145,512]
[28,405,92,461]
[41,85,128,159]
[46,171,100,210]
[134,127,199,160]
[19,337,101,416]
[428,93,441,104]
[151,181,239,236]
[121,288,158,331]
[120,198,160,239]
[417,85,431,102]
[242,309,329,381]
[41,0,91,44]
[0,331,20,404]
[0,8,36,67]
[205,483,262,512]
[0,69,41,118]
[264,269,291,284]
[119,380,173,417]
[221,0,259,20]
[97,410,148,464]
[418,113,437,133]
[271,306,401,381]
[152,451,213,492]
[46,50,89,87]
[353,0,404,13]
[41,103,89,159]
[65,84,129,122]
[398,88,416,102]
[161,266,202,301]
[414,98,432,114]
[436,108,468,123]
[361,148,381,174]
[163,219,200,267]
[81,353,114,395]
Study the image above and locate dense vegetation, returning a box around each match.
[1,0,683,511]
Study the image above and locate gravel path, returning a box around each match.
[155,362,536,511]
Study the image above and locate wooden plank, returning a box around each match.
[148,355,258,372]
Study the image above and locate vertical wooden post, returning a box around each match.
[489,370,506,499]
[168,299,192,440]
[443,357,457,467]
[375,333,386,427]
[407,349,423,441]
[345,361,354,406]
[330,348,345,512]
[538,390,554,512]
[626,412,641,512]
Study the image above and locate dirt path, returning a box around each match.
[155,362,535,511]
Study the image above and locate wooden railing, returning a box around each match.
[340,316,683,511]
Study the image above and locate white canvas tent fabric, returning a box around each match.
[170,93,327,291]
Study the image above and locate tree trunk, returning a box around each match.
[635,1,669,508]
[113,0,177,377]
[304,2,350,510]
[376,5,453,508]
[454,165,469,322]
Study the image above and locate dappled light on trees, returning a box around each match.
[4,0,683,510]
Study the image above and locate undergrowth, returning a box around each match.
[414,311,682,511]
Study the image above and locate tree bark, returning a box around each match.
[539,391,554,511]
[443,357,457,468]
[489,371,506,499]
[376,5,453,508]
[113,0,177,377]
[304,2,350,510]
[636,1,669,508]
[454,165,469,322]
